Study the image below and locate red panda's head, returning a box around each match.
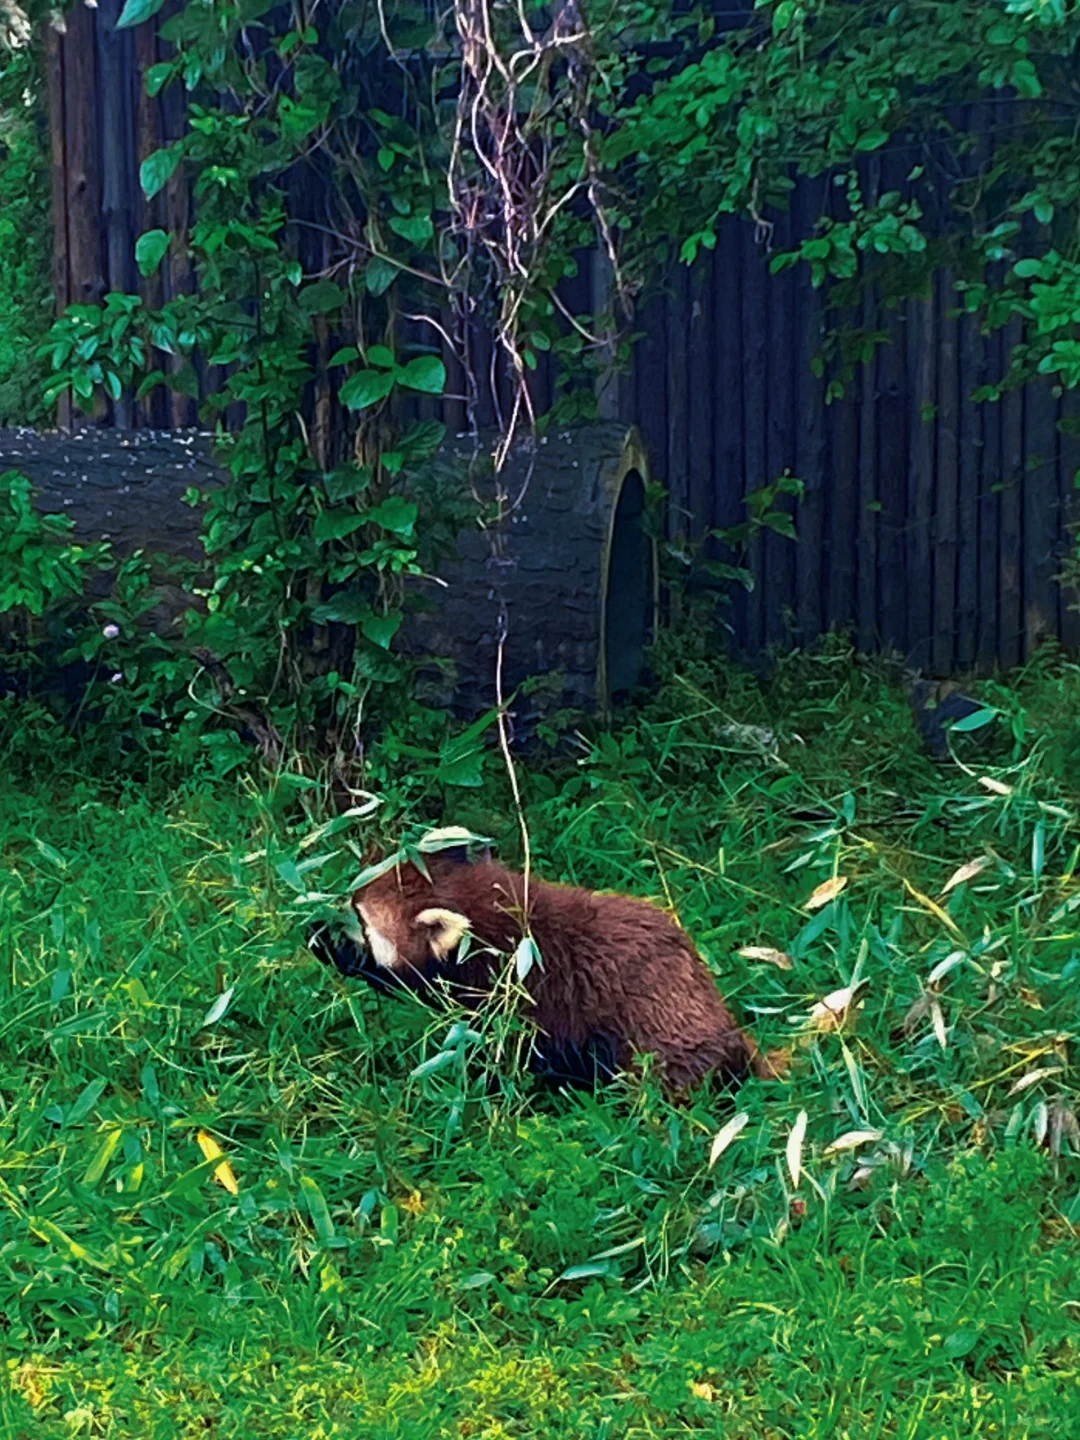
[350,853,479,982]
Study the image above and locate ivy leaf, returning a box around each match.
[298,281,347,315]
[145,61,175,97]
[399,355,446,395]
[360,611,403,649]
[367,345,396,369]
[323,464,372,503]
[140,145,182,200]
[327,347,358,368]
[135,229,170,277]
[398,419,446,459]
[1011,59,1042,98]
[368,496,418,537]
[365,257,397,296]
[389,214,434,245]
[311,592,370,625]
[314,509,367,543]
[135,370,166,401]
[1034,197,1054,225]
[437,750,486,787]
[339,370,394,410]
[117,0,166,27]
[772,0,795,31]
[855,129,890,152]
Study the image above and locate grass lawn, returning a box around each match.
[2,639,1080,1438]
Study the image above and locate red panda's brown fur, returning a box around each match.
[352,854,781,1093]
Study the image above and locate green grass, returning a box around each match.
[3,636,1080,1438]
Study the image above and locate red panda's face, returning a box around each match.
[351,862,473,979]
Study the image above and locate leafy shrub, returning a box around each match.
[0,34,51,426]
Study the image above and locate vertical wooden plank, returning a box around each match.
[999,318,1024,668]
[158,48,198,428]
[876,316,907,654]
[741,221,768,652]
[795,183,826,646]
[687,261,714,538]
[957,307,984,667]
[856,306,878,652]
[1058,387,1080,650]
[666,263,691,537]
[977,325,1002,668]
[764,209,795,645]
[713,218,746,645]
[1024,378,1060,656]
[712,219,743,530]
[933,272,958,675]
[96,0,133,427]
[632,288,668,512]
[875,152,908,655]
[960,100,992,667]
[134,21,166,427]
[825,392,858,637]
[46,25,72,429]
[63,5,103,308]
[855,155,881,651]
[906,295,936,670]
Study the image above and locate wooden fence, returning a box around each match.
[41,6,1080,675]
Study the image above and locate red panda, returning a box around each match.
[323,848,780,1093]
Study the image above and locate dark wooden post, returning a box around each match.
[96,0,135,426]
[45,23,72,429]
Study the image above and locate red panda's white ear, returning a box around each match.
[416,908,471,959]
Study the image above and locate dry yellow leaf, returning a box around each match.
[197,1129,240,1196]
[978,776,1013,797]
[691,1382,717,1403]
[786,1110,808,1189]
[903,878,965,942]
[737,946,793,970]
[805,876,848,912]
[823,1129,883,1156]
[930,997,948,1051]
[809,984,864,1033]
[927,951,967,988]
[903,991,933,1036]
[1007,1066,1063,1097]
[940,856,990,896]
[708,1111,750,1168]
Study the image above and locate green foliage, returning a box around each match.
[0,33,51,425]
[0,471,103,616]
[3,646,1080,1434]
[27,0,500,764]
[660,472,805,603]
[19,0,1080,761]
[609,0,1080,407]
